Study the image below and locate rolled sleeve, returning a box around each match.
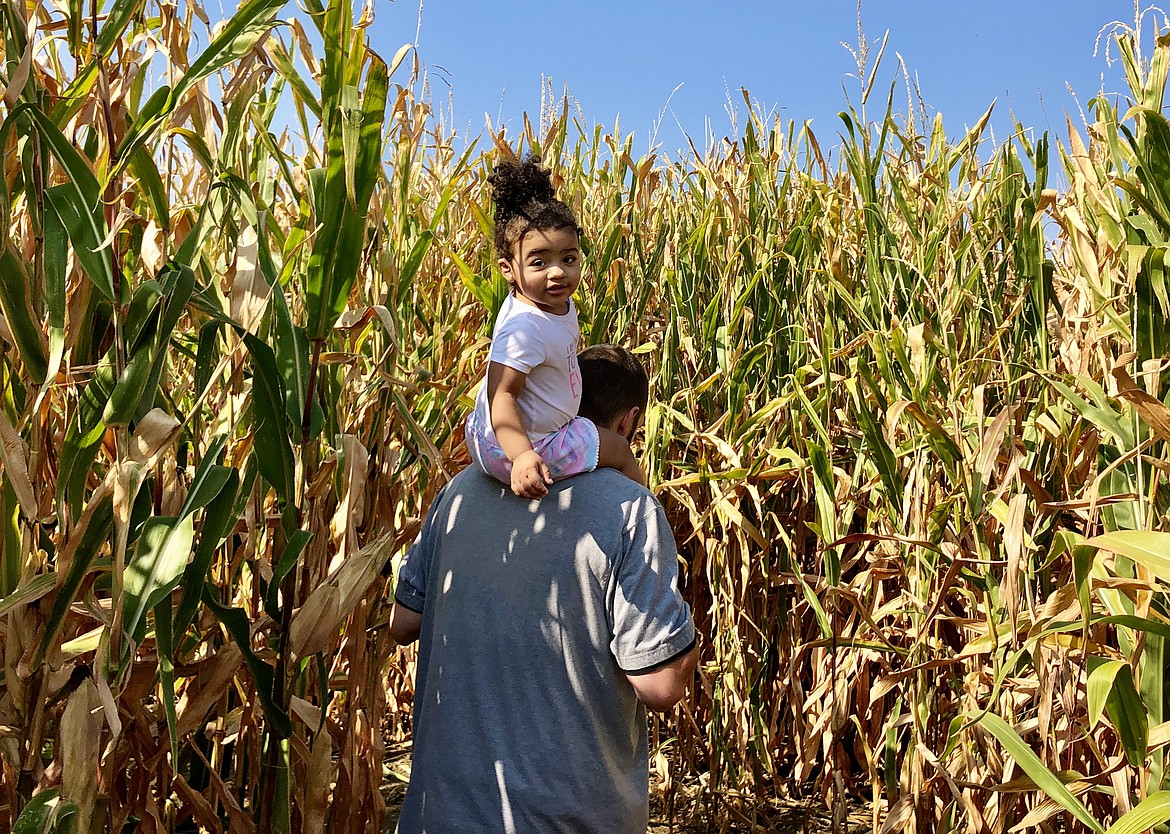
[394,551,427,613]
[610,499,695,673]
[393,486,448,614]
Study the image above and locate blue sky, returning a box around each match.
[367,1,1152,157]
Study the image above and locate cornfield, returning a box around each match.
[1,0,1170,831]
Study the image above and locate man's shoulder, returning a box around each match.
[440,467,659,521]
[443,466,507,497]
[554,469,660,511]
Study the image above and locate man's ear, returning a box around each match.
[614,406,642,441]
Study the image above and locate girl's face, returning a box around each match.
[500,226,582,315]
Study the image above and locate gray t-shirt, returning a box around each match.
[394,467,696,834]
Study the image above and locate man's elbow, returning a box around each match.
[389,603,423,646]
[627,644,699,712]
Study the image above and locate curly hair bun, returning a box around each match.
[487,154,581,257]
[488,156,556,224]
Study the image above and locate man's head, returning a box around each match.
[577,344,649,439]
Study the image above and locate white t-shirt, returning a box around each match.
[473,293,583,438]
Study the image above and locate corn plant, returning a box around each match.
[3,1,1170,832]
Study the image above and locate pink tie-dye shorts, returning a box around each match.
[465,409,600,484]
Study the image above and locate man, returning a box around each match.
[389,344,698,833]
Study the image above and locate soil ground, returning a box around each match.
[380,744,871,833]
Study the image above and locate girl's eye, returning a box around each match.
[530,259,545,267]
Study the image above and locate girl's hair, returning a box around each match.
[488,156,581,258]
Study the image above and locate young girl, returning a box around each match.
[465,156,643,499]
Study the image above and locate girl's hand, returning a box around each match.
[512,449,553,498]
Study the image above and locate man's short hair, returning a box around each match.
[578,344,649,427]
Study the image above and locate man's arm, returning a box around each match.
[625,642,699,712]
[610,496,698,711]
[389,602,423,646]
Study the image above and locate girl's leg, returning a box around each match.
[596,427,645,486]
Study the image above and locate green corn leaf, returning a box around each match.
[41,188,67,399]
[0,245,48,384]
[202,588,292,738]
[275,736,293,834]
[807,441,841,585]
[1104,791,1170,834]
[174,435,229,517]
[974,712,1105,833]
[1135,108,1170,225]
[1,482,17,598]
[1136,247,1170,368]
[244,335,295,501]
[1038,614,1170,643]
[50,0,146,123]
[112,0,286,169]
[340,83,362,207]
[194,321,225,399]
[156,261,197,342]
[1050,378,1132,448]
[128,143,171,229]
[271,282,321,438]
[173,467,240,641]
[102,337,159,427]
[122,515,195,646]
[1105,661,1149,768]
[265,529,312,620]
[36,490,114,665]
[155,594,180,769]
[4,106,116,301]
[320,0,353,135]
[178,464,233,523]
[57,358,115,515]
[173,0,286,107]
[0,572,56,619]
[123,279,164,349]
[305,53,387,341]
[1087,658,1127,727]
[1139,633,1167,792]
[397,230,435,304]
[11,787,61,834]
[1084,530,1170,584]
[851,386,903,504]
[269,37,323,122]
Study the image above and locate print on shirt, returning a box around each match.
[567,338,581,399]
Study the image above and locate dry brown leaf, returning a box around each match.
[879,795,915,834]
[60,678,101,832]
[176,643,244,737]
[1003,493,1028,629]
[0,410,37,520]
[328,434,369,566]
[129,408,181,466]
[977,408,1013,485]
[141,218,166,275]
[290,532,392,658]
[172,772,224,834]
[1113,366,1170,443]
[1149,720,1170,752]
[302,729,333,831]
[190,741,254,834]
[1,15,35,108]
[229,222,269,334]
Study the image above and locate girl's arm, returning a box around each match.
[487,361,553,498]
